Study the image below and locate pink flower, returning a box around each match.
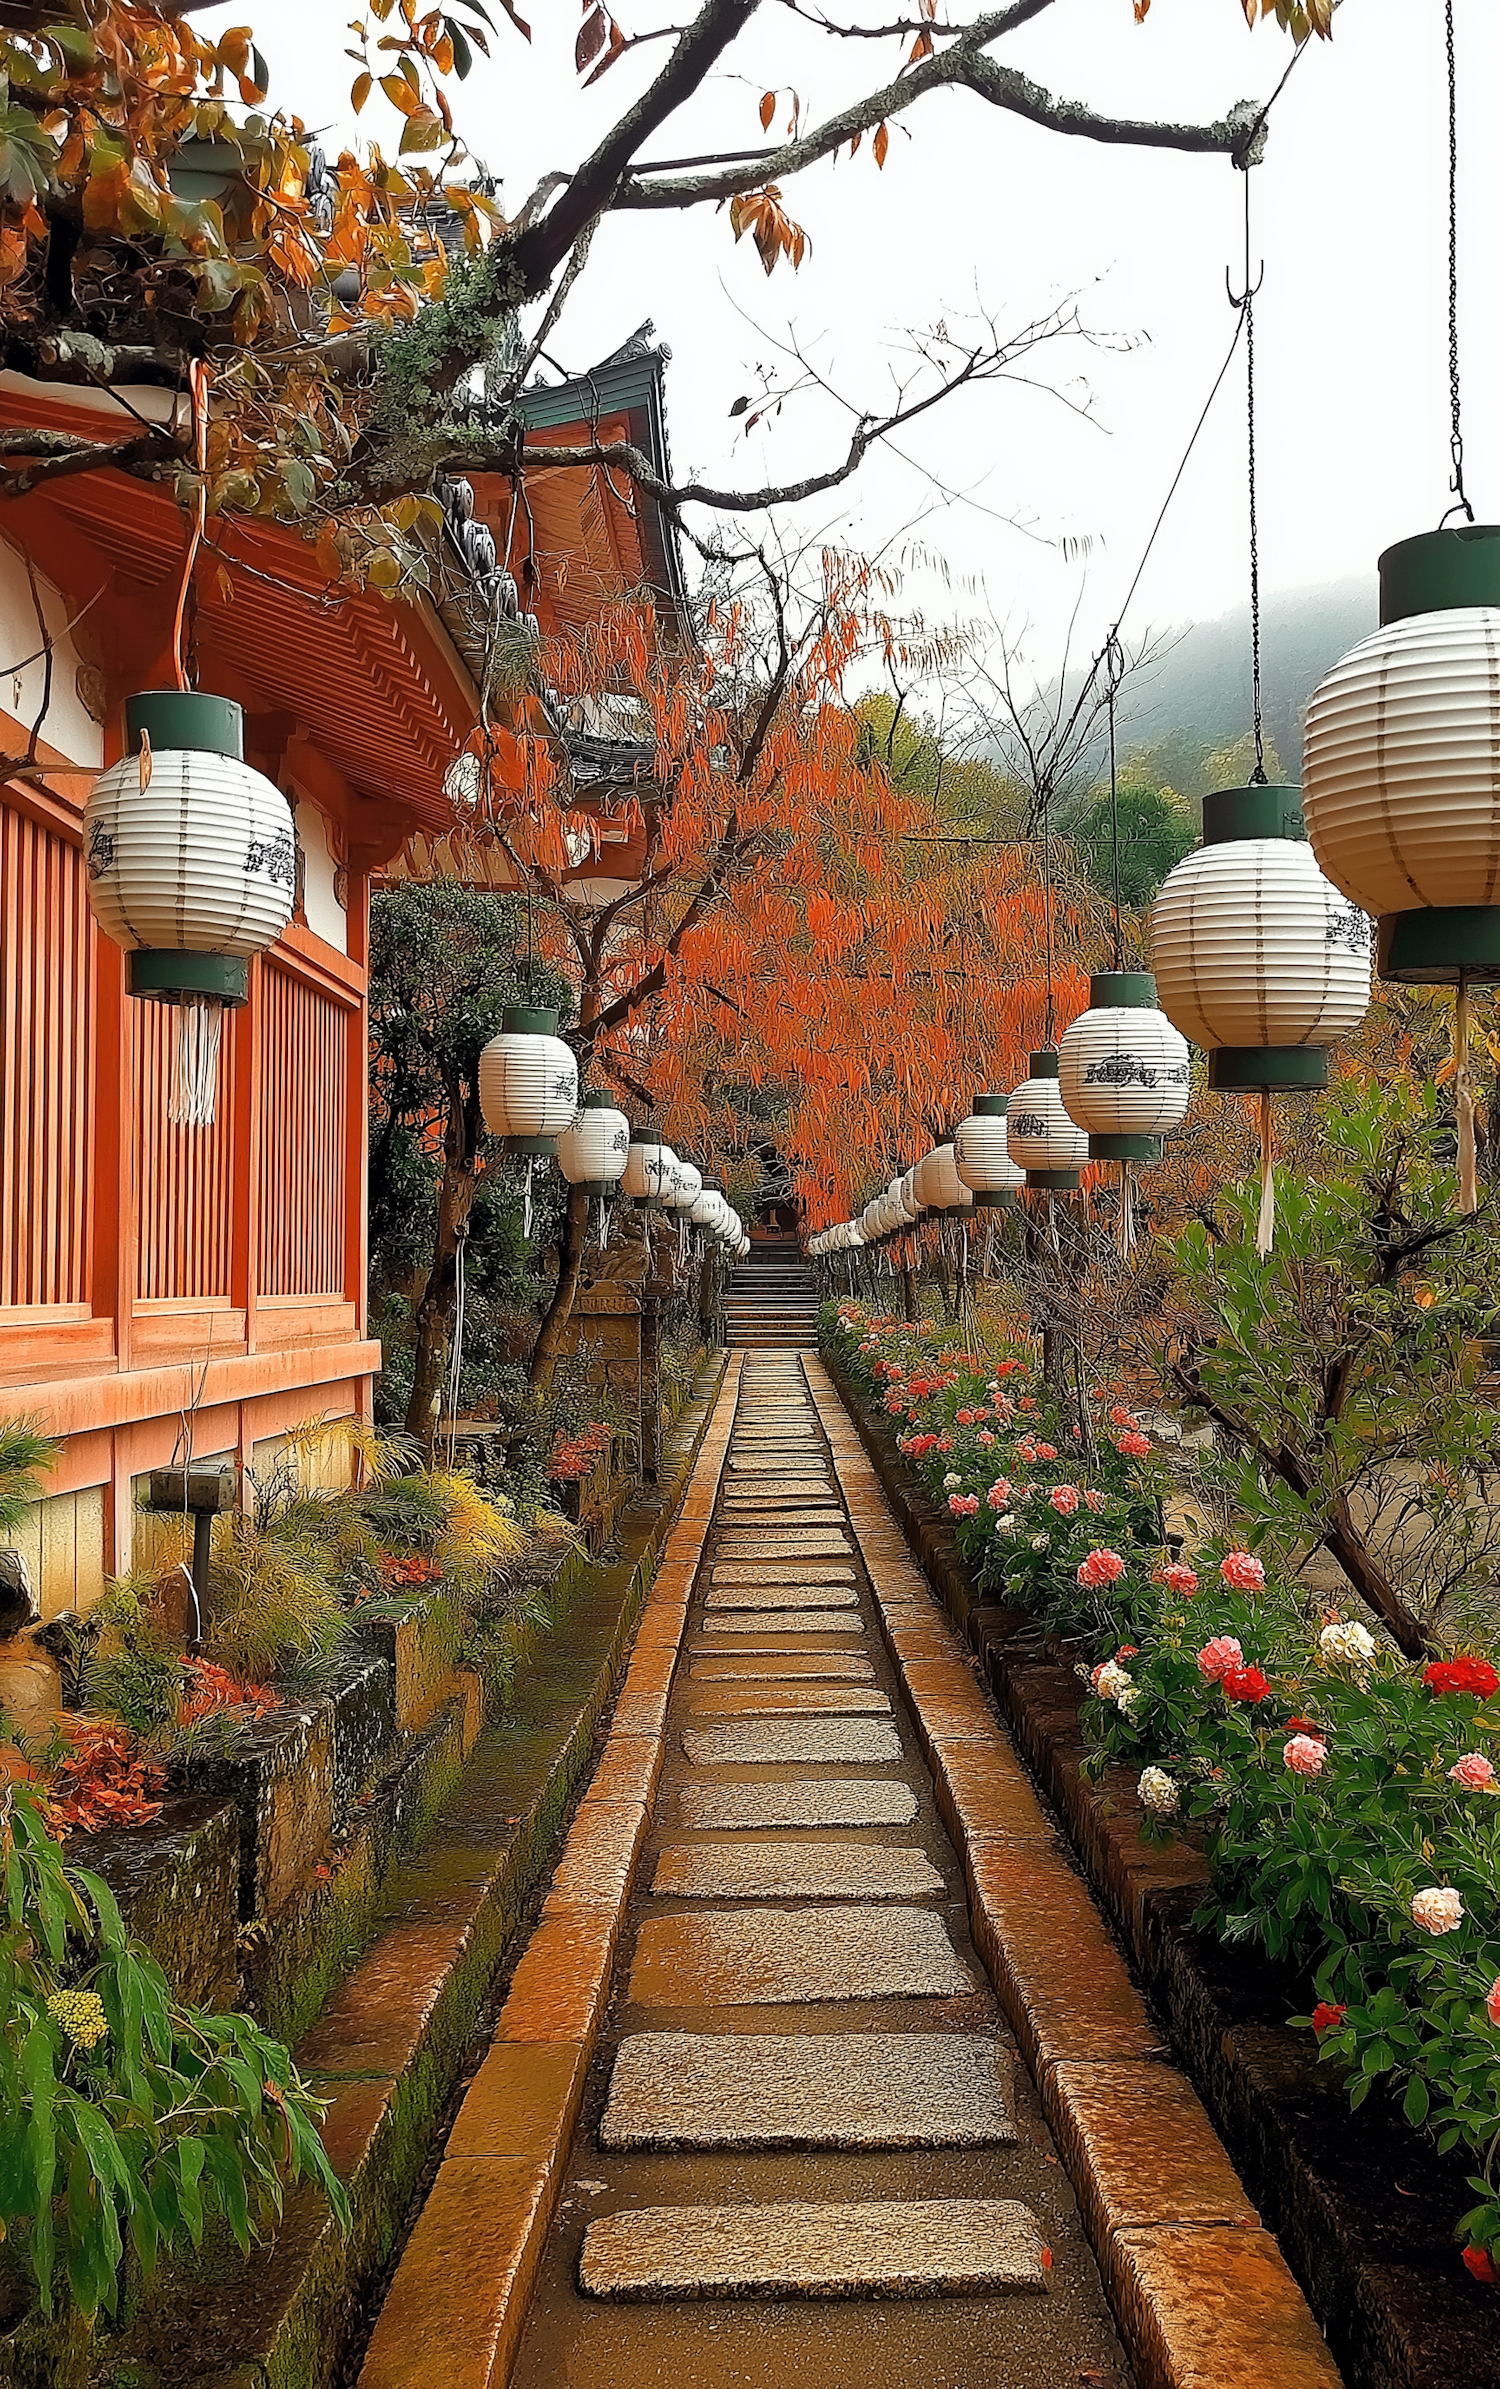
[1077,1548,1126,1589]
[1110,1405,1135,1427]
[1084,1489,1107,1514]
[1449,1752,1500,1793]
[935,1436,953,1453]
[1220,1551,1265,1592]
[1036,1441,1058,1462]
[955,1409,977,1426]
[986,1478,1012,1512]
[1197,1636,1244,1684]
[977,1430,995,1447]
[948,1493,980,1518]
[1050,1485,1081,1515]
[1411,1886,1465,1935]
[1283,1734,1328,1779]
[1015,1438,1038,1464]
[1486,1978,1500,2029]
[1115,1431,1153,1459]
[1155,1563,1199,1597]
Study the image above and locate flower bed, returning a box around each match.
[827,1297,1500,2276]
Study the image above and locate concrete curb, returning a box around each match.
[356,1356,744,2389]
[804,1356,1345,2389]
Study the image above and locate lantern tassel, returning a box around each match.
[1255,1088,1276,1259]
[1456,979,1479,1215]
[522,1156,534,1240]
[169,996,223,1128]
[1116,1161,1136,1260]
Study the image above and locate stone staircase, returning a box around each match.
[723,1238,821,1349]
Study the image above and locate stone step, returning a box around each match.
[629,1903,974,2006]
[702,1583,859,1609]
[708,1560,857,1582]
[701,1609,865,1634]
[650,1839,939,1900]
[681,1717,900,1766]
[598,2030,1015,2151]
[685,1685,891,1718]
[579,2197,1047,2300]
[688,1653,875,1679]
[675,1778,919,1830]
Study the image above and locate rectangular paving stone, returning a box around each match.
[677,1778,919,1830]
[599,2031,1015,2151]
[629,1905,973,2006]
[579,2197,1045,2300]
[651,1841,940,1901]
[689,1653,874,1680]
[700,1611,864,1635]
[703,1583,858,1610]
[709,1561,856,1583]
[683,1718,899,1765]
[686,1685,891,1718]
[715,1540,853,1561]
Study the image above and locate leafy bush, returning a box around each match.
[0,1781,346,2324]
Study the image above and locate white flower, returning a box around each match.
[1117,1685,1142,1718]
[1095,1661,1132,1702]
[1138,1765,1179,1818]
[1319,1620,1377,1665]
[998,1514,1017,1535]
[1030,1533,1051,1552]
[942,1472,962,1491]
[1411,1886,1464,1935]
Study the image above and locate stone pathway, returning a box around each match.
[506,1353,1134,2388]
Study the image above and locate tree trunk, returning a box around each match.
[405,1151,480,1446]
[529,1182,591,1397]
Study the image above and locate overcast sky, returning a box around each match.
[219,0,1500,695]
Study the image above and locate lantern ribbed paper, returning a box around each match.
[622,1131,675,1206]
[1007,1052,1089,1189]
[901,1166,924,1217]
[1151,786,1370,1088]
[670,1159,703,1213]
[1304,529,1500,982]
[84,691,294,1002]
[478,1006,578,1154]
[1058,973,1190,1161]
[954,1093,1023,1207]
[923,1144,974,1214]
[556,1091,630,1196]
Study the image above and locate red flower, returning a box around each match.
[1115,1430,1153,1459]
[1311,2002,1346,2034]
[1424,1656,1500,1699]
[1463,2246,1500,2286]
[1222,1664,1270,1704]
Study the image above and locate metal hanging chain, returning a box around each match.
[1105,631,1125,969]
[1443,0,1474,526]
[1228,164,1268,785]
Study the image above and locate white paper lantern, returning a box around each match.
[901,1166,924,1218]
[479,1005,578,1153]
[953,1094,1024,1207]
[622,1130,676,1206]
[1303,530,1500,982]
[670,1159,703,1213]
[923,1143,975,1214]
[1007,1053,1090,1188]
[1058,973,1191,1160]
[555,1090,630,1195]
[911,1151,938,1209]
[85,691,295,986]
[690,1187,721,1229]
[1151,786,1371,1088]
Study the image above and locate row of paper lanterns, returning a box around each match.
[805,526,1500,1251]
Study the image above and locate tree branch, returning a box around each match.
[0,429,178,497]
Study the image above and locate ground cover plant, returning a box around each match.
[825,1244,1500,2277]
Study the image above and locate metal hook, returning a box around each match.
[1226,259,1265,311]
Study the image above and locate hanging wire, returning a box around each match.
[170,359,210,693]
[1104,631,1125,968]
[1442,0,1474,527]
[1228,161,1269,784]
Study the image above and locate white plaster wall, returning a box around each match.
[0,534,104,769]
[294,799,347,954]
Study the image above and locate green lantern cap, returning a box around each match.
[1201,784,1305,845]
[1378,908,1500,986]
[1089,971,1157,1009]
[973,1091,1009,1118]
[125,689,244,760]
[1380,526,1500,624]
[1027,1050,1060,1080]
[127,951,249,1008]
[1208,1046,1329,1092]
[502,1004,560,1036]
[578,1088,617,1110]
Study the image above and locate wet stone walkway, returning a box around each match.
[508,1354,1133,2389]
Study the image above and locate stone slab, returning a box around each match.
[677,1779,920,1830]
[599,2030,1015,2151]
[683,1719,900,1766]
[689,1654,875,1680]
[700,1612,865,1635]
[709,1562,857,1583]
[703,1583,858,1611]
[713,1539,853,1561]
[650,1840,941,1900]
[629,1905,972,2006]
[685,1685,891,1717]
[579,2197,1045,2300]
